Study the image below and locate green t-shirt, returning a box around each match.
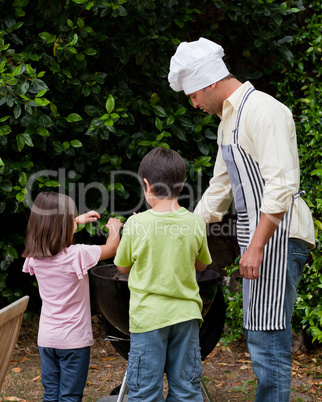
[114,207,212,333]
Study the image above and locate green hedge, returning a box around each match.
[0,0,321,343]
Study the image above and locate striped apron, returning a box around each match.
[221,87,297,331]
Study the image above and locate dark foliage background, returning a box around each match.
[0,0,321,343]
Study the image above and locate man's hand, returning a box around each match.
[239,245,263,279]
[239,211,285,280]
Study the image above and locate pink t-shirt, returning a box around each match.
[23,244,101,349]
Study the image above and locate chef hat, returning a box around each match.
[168,37,230,94]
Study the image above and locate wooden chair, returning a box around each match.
[0,295,29,388]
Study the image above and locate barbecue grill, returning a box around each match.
[91,264,226,402]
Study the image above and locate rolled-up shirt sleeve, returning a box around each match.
[246,100,299,214]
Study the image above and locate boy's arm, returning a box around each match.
[99,218,123,261]
[195,260,207,272]
[194,218,212,272]
[117,265,132,274]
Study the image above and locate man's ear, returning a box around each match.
[210,83,216,90]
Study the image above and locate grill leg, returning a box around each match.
[107,370,211,401]
[201,379,213,402]
[116,370,128,402]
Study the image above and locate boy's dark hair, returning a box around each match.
[138,148,186,198]
[22,192,78,259]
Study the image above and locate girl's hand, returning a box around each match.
[106,218,123,239]
[75,211,100,225]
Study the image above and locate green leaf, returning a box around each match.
[274,15,283,25]
[7,246,18,259]
[67,47,77,54]
[202,115,214,125]
[155,117,163,131]
[100,154,110,164]
[175,107,187,116]
[0,44,10,52]
[14,104,21,119]
[153,105,167,117]
[70,139,83,148]
[104,119,114,127]
[166,116,175,125]
[16,191,26,202]
[106,95,115,114]
[39,32,56,43]
[44,180,60,187]
[84,48,97,55]
[0,180,12,192]
[68,34,78,47]
[26,64,34,75]
[16,133,34,152]
[65,113,83,122]
[205,131,217,140]
[0,125,12,136]
[29,79,48,93]
[138,140,153,146]
[115,182,124,191]
[37,127,49,137]
[22,160,34,169]
[12,64,22,76]
[50,103,58,114]
[311,169,322,177]
[157,142,170,149]
[197,140,209,155]
[36,89,47,98]
[18,172,27,186]
[34,97,50,106]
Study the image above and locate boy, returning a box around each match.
[114,147,212,401]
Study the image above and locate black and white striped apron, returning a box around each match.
[221,87,297,331]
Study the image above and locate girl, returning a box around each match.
[22,191,123,402]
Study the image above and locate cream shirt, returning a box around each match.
[194,81,315,247]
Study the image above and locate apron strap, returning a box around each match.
[233,87,256,144]
[294,190,305,199]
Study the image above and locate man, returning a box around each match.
[168,37,315,402]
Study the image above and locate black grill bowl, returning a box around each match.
[91,264,226,360]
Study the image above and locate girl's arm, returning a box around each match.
[99,218,123,261]
[75,211,100,225]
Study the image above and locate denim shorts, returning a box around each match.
[127,319,203,401]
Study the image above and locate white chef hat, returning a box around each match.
[168,37,230,95]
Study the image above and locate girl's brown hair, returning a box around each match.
[22,192,78,258]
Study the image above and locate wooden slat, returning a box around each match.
[0,296,29,389]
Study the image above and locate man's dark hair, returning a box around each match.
[219,73,235,82]
[138,148,186,199]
